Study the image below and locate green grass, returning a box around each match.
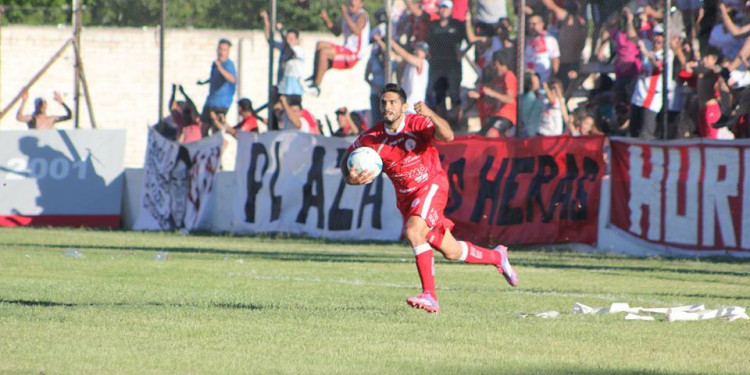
[1,228,749,375]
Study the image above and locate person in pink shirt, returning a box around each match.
[176,87,203,144]
[597,8,643,106]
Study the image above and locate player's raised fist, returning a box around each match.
[413,102,434,117]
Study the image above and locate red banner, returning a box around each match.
[610,138,750,252]
[436,135,606,246]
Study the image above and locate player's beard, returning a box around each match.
[382,109,402,128]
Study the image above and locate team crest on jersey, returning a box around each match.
[411,198,421,208]
[405,139,416,151]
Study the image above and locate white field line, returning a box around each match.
[226,272,671,304]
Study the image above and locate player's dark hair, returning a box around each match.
[218,38,232,47]
[381,83,407,103]
[287,29,299,38]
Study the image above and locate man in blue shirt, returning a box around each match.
[198,38,236,136]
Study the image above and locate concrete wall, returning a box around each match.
[121,169,750,258]
[1,25,374,169]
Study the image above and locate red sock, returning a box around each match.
[413,243,436,297]
[458,241,501,265]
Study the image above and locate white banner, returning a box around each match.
[134,127,223,231]
[233,131,402,241]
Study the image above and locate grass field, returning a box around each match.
[1,227,749,374]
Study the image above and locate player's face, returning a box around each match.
[380,92,406,125]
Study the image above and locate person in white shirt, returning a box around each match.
[628,22,674,140]
[308,0,370,96]
[372,34,430,113]
[524,13,560,84]
[538,78,565,136]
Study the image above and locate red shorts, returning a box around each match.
[331,45,359,69]
[397,177,455,245]
[698,102,721,139]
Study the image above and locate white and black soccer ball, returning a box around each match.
[347,147,383,177]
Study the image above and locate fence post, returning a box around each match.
[384,0,392,83]
[73,0,82,128]
[158,0,166,126]
[662,0,671,139]
[516,0,526,138]
[267,0,276,129]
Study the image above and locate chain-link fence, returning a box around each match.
[2,0,749,168]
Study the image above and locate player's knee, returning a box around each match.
[404,224,426,247]
[441,248,461,261]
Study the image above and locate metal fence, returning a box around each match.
[1,0,748,168]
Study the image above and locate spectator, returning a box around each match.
[157,84,186,140]
[600,8,642,107]
[226,98,265,138]
[568,109,602,136]
[538,78,566,136]
[473,0,508,38]
[365,9,391,126]
[524,13,560,84]
[16,89,71,129]
[277,95,320,134]
[465,11,514,72]
[404,0,437,43]
[541,0,587,90]
[585,74,617,134]
[425,0,466,116]
[176,86,203,144]
[698,0,721,54]
[675,0,702,49]
[197,38,236,136]
[681,46,725,138]
[333,107,367,136]
[260,11,304,101]
[709,5,746,60]
[468,49,517,137]
[629,22,674,140]
[308,0,370,96]
[717,3,750,89]
[373,34,430,113]
[519,72,543,137]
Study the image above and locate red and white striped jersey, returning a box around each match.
[631,48,674,112]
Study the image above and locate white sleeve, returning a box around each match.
[547,36,560,59]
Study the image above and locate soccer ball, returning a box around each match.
[347,147,383,177]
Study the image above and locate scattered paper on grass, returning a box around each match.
[517,311,560,319]
[573,302,748,322]
[625,313,656,321]
[572,302,608,315]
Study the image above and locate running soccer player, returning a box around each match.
[341,83,518,313]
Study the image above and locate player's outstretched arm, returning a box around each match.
[414,102,454,142]
[340,149,375,185]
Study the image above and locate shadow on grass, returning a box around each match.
[8,242,403,264]
[514,260,750,278]
[0,299,268,311]
[442,364,713,375]
[7,242,750,278]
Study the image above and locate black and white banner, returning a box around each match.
[233,131,402,240]
[134,127,223,231]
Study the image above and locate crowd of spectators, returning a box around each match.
[146,0,750,143]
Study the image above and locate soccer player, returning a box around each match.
[340,83,518,313]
